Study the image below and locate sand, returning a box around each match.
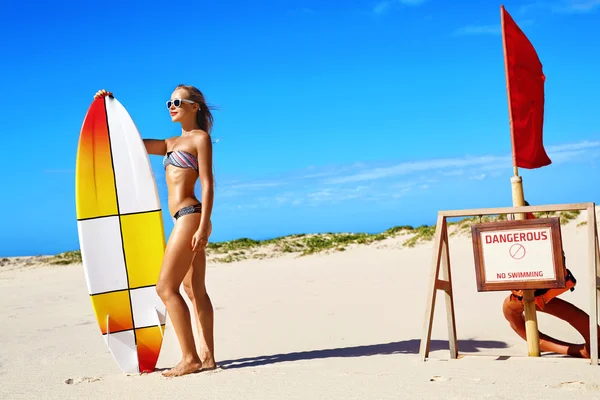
[1,208,600,399]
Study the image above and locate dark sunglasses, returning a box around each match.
[166,98,195,109]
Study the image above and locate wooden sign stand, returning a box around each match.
[419,202,600,365]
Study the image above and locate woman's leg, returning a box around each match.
[502,294,590,357]
[182,220,216,369]
[156,213,203,377]
[539,297,599,358]
[502,294,528,341]
[182,250,216,369]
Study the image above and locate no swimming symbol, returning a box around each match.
[509,243,526,260]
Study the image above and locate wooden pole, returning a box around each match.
[510,173,541,357]
[502,6,541,357]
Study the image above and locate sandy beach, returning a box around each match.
[2,208,600,399]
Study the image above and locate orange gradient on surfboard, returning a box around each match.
[75,97,118,220]
[136,325,165,372]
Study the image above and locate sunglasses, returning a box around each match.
[166,98,195,109]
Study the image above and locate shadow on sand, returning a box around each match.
[218,339,509,369]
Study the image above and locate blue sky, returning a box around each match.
[1,0,599,256]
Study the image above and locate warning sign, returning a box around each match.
[481,226,554,283]
[471,218,565,292]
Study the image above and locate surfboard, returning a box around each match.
[75,95,167,374]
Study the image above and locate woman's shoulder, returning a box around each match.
[190,128,210,137]
[189,130,212,145]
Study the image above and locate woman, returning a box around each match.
[94,85,216,377]
[502,201,596,358]
[502,294,593,357]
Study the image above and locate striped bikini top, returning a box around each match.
[163,150,198,171]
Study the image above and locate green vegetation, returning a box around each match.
[384,225,414,234]
[46,208,587,265]
[204,226,420,262]
[47,250,82,265]
[559,210,580,224]
[403,225,437,248]
[447,214,506,238]
[206,238,261,253]
[531,210,581,223]
[296,232,388,255]
[207,228,410,263]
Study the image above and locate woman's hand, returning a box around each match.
[191,229,209,252]
[94,89,113,99]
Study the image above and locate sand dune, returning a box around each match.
[1,207,599,399]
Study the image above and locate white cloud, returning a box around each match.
[392,191,410,198]
[519,0,600,14]
[288,7,315,16]
[308,189,333,200]
[323,155,507,184]
[225,181,286,189]
[452,18,535,37]
[518,1,546,15]
[546,140,600,152]
[441,170,465,177]
[373,1,392,14]
[320,140,599,185]
[275,192,296,205]
[373,0,429,15]
[560,0,600,12]
[546,140,600,164]
[452,24,501,36]
[215,180,286,200]
[210,139,599,209]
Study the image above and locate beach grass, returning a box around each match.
[205,227,412,262]
[47,250,82,265]
[39,209,587,265]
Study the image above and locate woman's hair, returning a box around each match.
[175,84,218,188]
[175,84,215,133]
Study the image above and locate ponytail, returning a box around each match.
[195,104,214,134]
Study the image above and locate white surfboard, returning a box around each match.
[75,96,167,374]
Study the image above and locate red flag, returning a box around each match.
[501,5,551,169]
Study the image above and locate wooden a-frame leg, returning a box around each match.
[420,215,455,361]
[441,225,458,359]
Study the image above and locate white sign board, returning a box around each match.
[480,227,555,283]
[471,217,565,292]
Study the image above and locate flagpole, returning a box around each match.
[501,5,541,357]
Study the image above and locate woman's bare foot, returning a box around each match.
[162,358,203,378]
[200,357,217,371]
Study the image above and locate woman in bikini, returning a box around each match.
[94,85,216,377]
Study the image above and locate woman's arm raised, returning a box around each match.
[143,139,167,155]
[93,90,167,156]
